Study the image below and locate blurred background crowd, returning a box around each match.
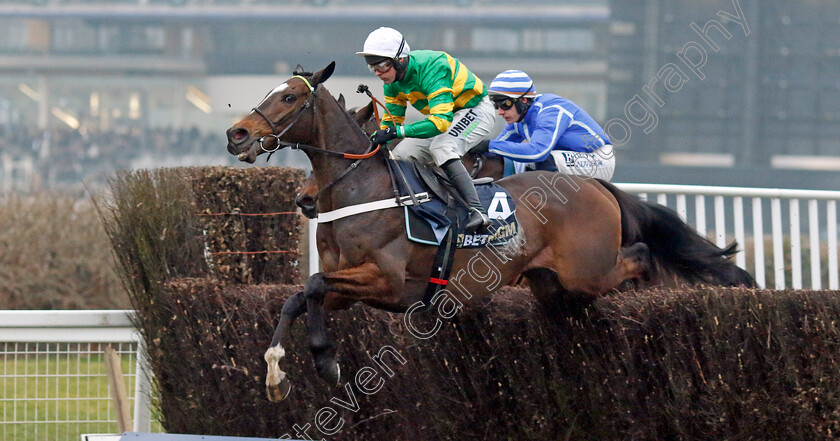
[0,125,229,191]
[1,0,838,193]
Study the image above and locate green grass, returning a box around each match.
[1,351,162,441]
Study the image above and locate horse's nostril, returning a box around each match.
[230,128,248,142]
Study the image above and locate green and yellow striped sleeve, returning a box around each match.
[380,92,407,131]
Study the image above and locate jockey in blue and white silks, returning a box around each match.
[475,70,615,180]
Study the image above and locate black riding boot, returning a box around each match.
[442,159,490,232]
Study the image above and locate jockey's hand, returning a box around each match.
[470,139,491,154]
[371,127,398,146]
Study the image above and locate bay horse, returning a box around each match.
[226,62,658,402]
[296,86,756,290]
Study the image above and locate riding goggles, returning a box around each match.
[367,59,393,74]
[491,97,516,111]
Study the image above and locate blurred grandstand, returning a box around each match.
[0,0,837,192]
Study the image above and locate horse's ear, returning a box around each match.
[355,100,375,125]
[311,61,336,87]
[293,64,305,75]
[337,93,346,109]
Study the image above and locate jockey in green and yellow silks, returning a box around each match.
[358,27,496,232]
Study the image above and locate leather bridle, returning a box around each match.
[253,75,318,155]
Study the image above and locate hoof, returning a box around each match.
[266,376,292,402]
[332,363,341,387]
[319,362,341,387]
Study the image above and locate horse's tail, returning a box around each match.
[596,179,757,288]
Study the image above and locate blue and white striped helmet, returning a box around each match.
[488,70,536,99]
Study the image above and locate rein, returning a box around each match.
[356,84,394,128]
[469,153,484,179]
[254,76,384,202]
[356,84,420,207]
[302,142,377,202]
[255,76,420,213]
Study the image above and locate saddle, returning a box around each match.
[390,160,519,249]
[387,159,520,307]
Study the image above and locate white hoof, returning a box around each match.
[264,346,290,402]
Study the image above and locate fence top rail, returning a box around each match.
[616,183,840,200]
[0,309,134,328]
[0,310,138,343]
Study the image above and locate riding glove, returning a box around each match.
[371,127,399,146]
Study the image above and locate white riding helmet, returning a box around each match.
[356,27,411,59]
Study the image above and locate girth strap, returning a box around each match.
[422,198,460,306]
[317,192,431,224]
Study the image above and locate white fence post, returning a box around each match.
[714,195,726,248]
[134,338,152,433]
[695,195,706,237]
[676,194,687,222]
[771,198,784,289]
[734,196,746,270]
[809,200,821,290]
[790,199,802,289]
[752,198,766,288]
[829,200,838,289]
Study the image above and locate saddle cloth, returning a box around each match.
[392,160,519,249]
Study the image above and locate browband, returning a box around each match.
[292,75,315,93]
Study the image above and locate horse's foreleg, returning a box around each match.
[265,291,306,402]
[304,262,391,387]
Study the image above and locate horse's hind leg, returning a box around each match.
[265,291,306,402]
[557,242,652,297]
[606,242,651,290]
[523,268,595,319]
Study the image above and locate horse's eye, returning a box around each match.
[283,94,296,103]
